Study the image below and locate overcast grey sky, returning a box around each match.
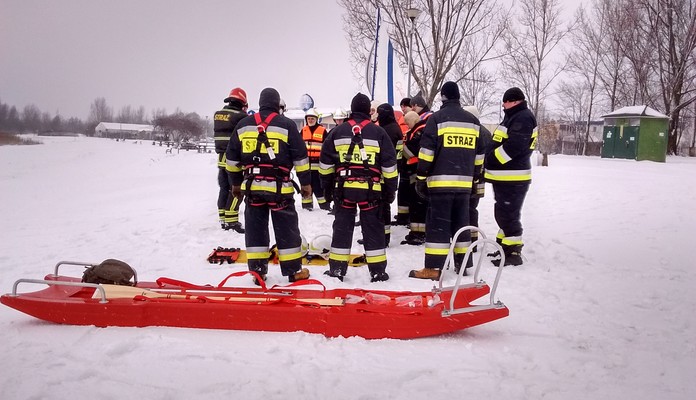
[1,0,581,121]
[0,0,361,119]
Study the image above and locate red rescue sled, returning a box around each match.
[2,251,508,339]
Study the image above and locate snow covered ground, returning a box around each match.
[1,136,694,399]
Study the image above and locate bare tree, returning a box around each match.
[88,97,113,124]
[459,65,499,119]
[642,0,696,154]
[562,4,605,155]
[500,0,571,116]
[22,104,42,133]
[152,112,204,143]
[339,0,508,106]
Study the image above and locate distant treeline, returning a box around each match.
[0,97,208,139]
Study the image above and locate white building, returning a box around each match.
[95,122,154,139]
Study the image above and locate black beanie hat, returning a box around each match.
[259,88,280,111]
[441,81,460,100]
[351,93,372,115]
[502,87,525,103]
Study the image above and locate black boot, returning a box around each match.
[226,222,245,234]
[400,232,425,246]
[492,244,523,267]
[370,271,389,282]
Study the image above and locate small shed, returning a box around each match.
[600,106,669,162]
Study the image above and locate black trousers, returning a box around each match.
[244,198,302,276]
[396,172,410,218]
[469,196,480,241]
[408,179,427,234]
[491,182,530,245]
[302,170,327,209]
[329,200,386,276]
[424,192,470,270]
[217,165,241,223]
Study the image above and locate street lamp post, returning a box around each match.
[406,7,421,97]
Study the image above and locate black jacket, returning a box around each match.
[213,101,247,155]
[226,99,311,199]
[484,101,537,184]
[416,100,485,193]
[319,112,398,203]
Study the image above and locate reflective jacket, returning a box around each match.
[226,109,311,201]
[301,124,326,169]
[318,113,398,203]
[484,101,538,184]
[416,100,485,193]
[213,103,247,166]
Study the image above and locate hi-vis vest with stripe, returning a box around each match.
[213,107,245,157]
[484,106,538,183]
[415,104,484,193]
[301,125,326,168]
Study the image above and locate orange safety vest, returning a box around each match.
[301,125,326,160]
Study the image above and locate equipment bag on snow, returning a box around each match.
[82,259,136,286]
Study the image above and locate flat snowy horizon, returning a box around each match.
[1,136,694,399]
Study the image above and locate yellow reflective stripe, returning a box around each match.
[427,180,473,188]
[501,236,523,246]
[365,254,387,263]
[425,247,450,256]
[329,253,350,262]
[295,163,310,173]
[418,149,434,162]
[342,181,382,190]
[492,126,508,142]
[248,183,296,194]
[495,147,512,164]
[278,249,303,261]
[382,170,398,179]
[484,171,532,181]
[453,247,469,254]
[247,251,271,260]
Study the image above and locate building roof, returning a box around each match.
[601,106,668,119]
[96,122,154,131]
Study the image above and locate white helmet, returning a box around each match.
[279,98,287,114]
[308,234,332,260]
[300,234,309,257]
[305,108,319,119]
[333,108,348,120]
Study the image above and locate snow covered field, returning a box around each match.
[1,136,694,399]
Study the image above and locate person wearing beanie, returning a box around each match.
[485,86,537,267]
[214,87,248,233]
[226,87,313,285]
[318,93,398,283]
[409,81,486,280]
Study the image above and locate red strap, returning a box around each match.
[217,271,268,291]
[347,119,370,135]
[254,112,278,133]
[156,277,212,289]
[270,279,326,292]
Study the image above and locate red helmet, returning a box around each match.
[224,87,247,105]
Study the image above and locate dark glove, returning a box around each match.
[301,185,312,199]
[383,191,396,204]
[415,180,428,200]
[231,185,242,199]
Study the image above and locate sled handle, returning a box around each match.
[9,278,109,304]
[52,260,139,283]
[437,226,505,308]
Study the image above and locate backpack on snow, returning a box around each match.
[81,259,136,286]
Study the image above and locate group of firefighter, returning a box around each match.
[213,83,537,285]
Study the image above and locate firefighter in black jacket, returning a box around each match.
[375,103,402,246]
[409,82,486,280]
[485,87,538,266]
[319,93,398,282]
[214,87,248,233]
[226,88,312,284]
[463,105,493,248]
